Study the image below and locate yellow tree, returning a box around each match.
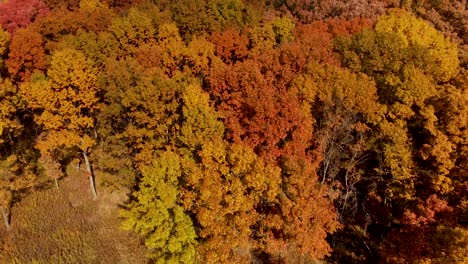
[21,47,99,199]
[334,10,466,262]
[336,9,461,201]
[99,57,184,168]
[181,140,282,263]
[0,77,32,231]
[109,7,156,55]
[0,27,8,76]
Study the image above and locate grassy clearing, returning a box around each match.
[0,174,148,264]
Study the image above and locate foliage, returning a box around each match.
[0,27,8,73]
[98,58,183,167]
[0,78,22,141]
[336,9,462,201]
[0,2,466,263]
[269,0,390,22]
[207,54,312,160]
[182,141,282,263]
[0,0,49,34]
[6,27,46,81]
[122,151,197,264]
[21,47,98,152]
[168,0,259,40]
[381,195,468,264]
[109,7,155,55]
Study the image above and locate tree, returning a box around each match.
[181,141,282,263]
[0,27,8,76]
[32,2,114,54]
[381,195,468,263]
[0,78,22,142]
[401,0,468,67]
[373,9,459,82]
[0,0,49,34]
[177,82,224,151]
[298,64,384,219]
[328,10,466,262]
[167,0,259,41]
[207,56,312,161]
[38,153,63,188]
[155,23,186,76]
[277,18,372,72]
[98,57,194,169]
[257,154,341,261]
[184,36,221,76]
[134,23,186,77]
[0,154,37,231]
[122,151,197,264]
[109,7,155,55]
[21,48,100,200]
[6,26,47,81]
[0,188,11,230]
[209,28,249,64]
[335,9,461,201]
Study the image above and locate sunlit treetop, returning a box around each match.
[374,9,459,82]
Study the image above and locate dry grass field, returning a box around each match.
[0,172,148,264]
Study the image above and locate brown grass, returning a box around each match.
[0,173,148,264]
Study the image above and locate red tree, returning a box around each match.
[207,55,312,161]
[6,27,46,81]
[0,0,49,34]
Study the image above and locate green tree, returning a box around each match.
[122,151,197,264]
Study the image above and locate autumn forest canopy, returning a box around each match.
[0,0,467,263]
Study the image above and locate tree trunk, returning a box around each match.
[83,151,98,200]
[1,206,10,231]
[54,178,59,189]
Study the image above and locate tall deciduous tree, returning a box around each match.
[0,27,8,76]
[0,79,22,142]
[168,0,259,40]
[298,64,384,219]
[209,28,249,64]
[207,56,312,161]
[109,7,155,55]
[336,9,461,201]
[21,48,99,199]
[33,2,114,53]
[6,27,47,81]
[182,141,282,263]
[98,58,183,168]
[122,151,197,264]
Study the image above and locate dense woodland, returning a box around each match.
[0,0,466,263]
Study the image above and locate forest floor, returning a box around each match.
[0,170,148,264]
